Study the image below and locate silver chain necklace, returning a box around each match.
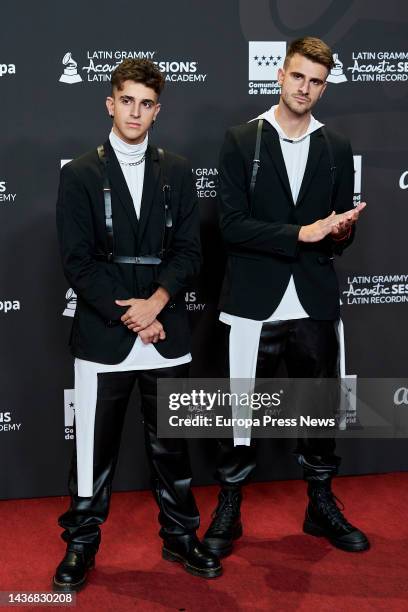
[119,153,146,167]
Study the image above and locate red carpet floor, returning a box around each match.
[1,473,408,611]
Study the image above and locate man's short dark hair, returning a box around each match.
[284,37,335,72]
[111,58,165,96]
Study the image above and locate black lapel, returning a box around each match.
[262,123,294,205]
[137,145,162,244]
[104,139,139,237]
[296,129,325,206]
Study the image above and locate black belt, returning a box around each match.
[96,144,172,266]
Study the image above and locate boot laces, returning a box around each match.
[210,493,240,532]
[315,488,353,529]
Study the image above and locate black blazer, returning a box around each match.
[218,120,355,320]
[56,140,201,364]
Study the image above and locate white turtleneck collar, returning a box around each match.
[108,129,147,220]
[109,129,148,161]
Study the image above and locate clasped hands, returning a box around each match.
[115,287,170,345]
[298,201,366,243]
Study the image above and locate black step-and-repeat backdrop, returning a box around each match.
[1,0,408,499]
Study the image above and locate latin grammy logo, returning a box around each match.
[59,52,82,84]
[394,387,408,406]
[399,170,408,190]
[63,288,77,317]
[327,53,348,84]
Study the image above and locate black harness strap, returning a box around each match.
[158,147,172,258]
[97,144,114,262]
[321,126,337,213]
[249,118,263,215]
[96,144,172,265]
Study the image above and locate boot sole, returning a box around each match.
[303,520,370,552]
[203,524,243,558]
[162,548,222,578]
[52,560,95,592]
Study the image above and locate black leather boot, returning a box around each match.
[304,479,370,552]
[162,534,222,578]
[53,544,96,592]
[202,486,243,558]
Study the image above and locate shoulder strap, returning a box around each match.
[157,147,172,229]
[249,119,263,214]
[97,144,114,261]
[321,126,337,212]
[157,147,173,257]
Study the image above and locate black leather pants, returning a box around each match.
[214,319,341,487]
[58,364,200,551]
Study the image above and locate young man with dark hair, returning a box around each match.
[54,58,221,591]
[203,37,369,558]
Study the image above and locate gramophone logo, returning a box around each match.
[326,53,348,84]
[63,288,77,317]
[59,52,82,84]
